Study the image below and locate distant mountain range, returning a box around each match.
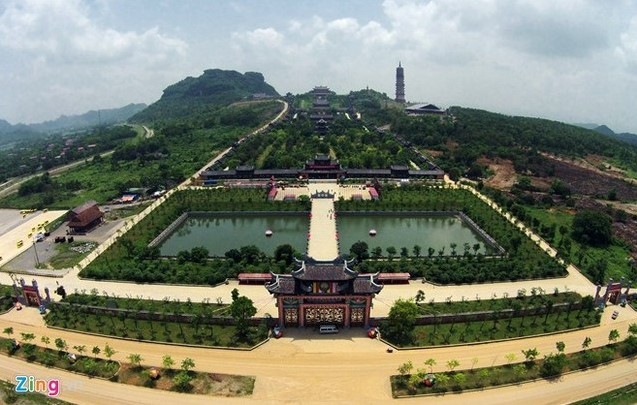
[574,123,637,146]
[0,103,147,145]
[129,69,279,123]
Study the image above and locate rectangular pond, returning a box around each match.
[158,213,309,257]
[337,214,495,256]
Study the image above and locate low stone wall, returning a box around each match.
[148,212,188,248]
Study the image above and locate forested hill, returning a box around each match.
[392,106,637,175]
[0,103,147,146]
[130,69,280,123]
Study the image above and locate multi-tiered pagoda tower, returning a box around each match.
[395,62,405,103]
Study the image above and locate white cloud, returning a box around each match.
[0,0,188,123]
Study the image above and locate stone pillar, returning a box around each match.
[364,297,371,328]
[594,284,602,305]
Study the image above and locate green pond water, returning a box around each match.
[158,213,494,258]
[158,214,310,257]
[337,215,492,256]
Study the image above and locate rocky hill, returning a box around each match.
[130,69,280,123]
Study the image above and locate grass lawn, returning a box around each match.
[103,202,152,221]
[401,311,599,347]
[114,364,255,396]
[49,241,97,269]
[570,382,637,405]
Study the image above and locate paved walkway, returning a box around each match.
[308,197,339,260]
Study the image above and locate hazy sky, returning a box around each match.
[2,0,637,133]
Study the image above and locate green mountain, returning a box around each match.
[29,103,147,133]
[391,106,637,176]
[130,69,280,123]
[0,103,147,146]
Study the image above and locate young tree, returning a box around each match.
[414,290,425,304]
[582,336,592,350]
[521,348,539,362]
[229,288,257,338]
[412,245,422,258]
[173,370,193,392]
[386,246,397,261]
[446,359,460,371]
[103,343,116,359]
[73,345,86,356]
[349,241,369,262]
[92,346,101,358]
[55,338,68,353]
[40,336,50,349]
[382,299,419,346]
[505,353,517,364]
[628,323,637,337]
[3,327,13,339]
[424,358,436,373]
[471,357,479,370]
[181,357,195,372]
[163,354,175,369]
[128,353,143,368]
[398,246,408,258]
[20,332,36,345]
[609,329,620,343]
[371,246,383,259]
[397,361,413,376]
[555,341,566,353]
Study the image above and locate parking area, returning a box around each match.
[0,211,125,272]
[0,210,67,269]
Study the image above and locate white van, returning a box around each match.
[319,325,339,334]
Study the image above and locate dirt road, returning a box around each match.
[0,304,635,404]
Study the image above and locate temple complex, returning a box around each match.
[200,155,444,182]
[266,257,382,328]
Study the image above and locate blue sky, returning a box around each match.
[1,0,637,133]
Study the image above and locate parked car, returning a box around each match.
[612,310,619,320]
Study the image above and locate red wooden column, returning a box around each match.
[299,304,305,327]
[344,304,350,327]
[278,297,285,327]
[364,297,372,328]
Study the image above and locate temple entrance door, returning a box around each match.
[609,291,620,304]
[350,307,365,327]
[304,306,345,326]
[283,308,299,327]
[24,291,40,306]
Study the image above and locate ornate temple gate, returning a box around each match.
[301,304,346,327]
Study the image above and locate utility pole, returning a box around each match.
[32,241,40,267]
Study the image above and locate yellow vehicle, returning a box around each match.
[17,240,23,248]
